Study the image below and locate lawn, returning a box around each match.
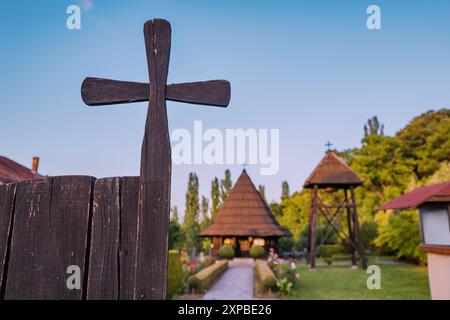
[288,263,430,300]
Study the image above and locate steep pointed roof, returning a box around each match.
[304,151,363,189]
[200,170,290,237]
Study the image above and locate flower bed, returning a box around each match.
[267,248,300,297]
[168,251,216,297]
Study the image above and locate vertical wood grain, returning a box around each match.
[87,177,121,300]
[135,19,171,300]
[119,176,139,300]
[0,183,16,297]
[4,176,94,299]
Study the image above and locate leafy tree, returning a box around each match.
[200,196,210,230]
[425,161,450,184]
[374,210,426,264]
[171,206,179,223]
[210,177,221,220]
[342,133,414,218]
[281,181,290,200]
[182,173,200,250]
[169,220,183,250]
[276,191,310,242]
[220,169,232,203]
[364,116,384,137]
[396,109,450,179]
[258,185,266,201]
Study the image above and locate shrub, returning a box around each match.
[255,259,277,291]
[277,237,295,252]
[276,277,294,297]
[250,245,265,259]
[218,244,235,260]
[319,245,343,265]
[374,210,426,264]
[361,220,378,250]
[187,260,228,292]
[167,250,184,299]
[187,275,200,289]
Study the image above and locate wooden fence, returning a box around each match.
[0,175,154,300]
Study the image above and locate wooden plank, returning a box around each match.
[87,177,121,300]
[135,19,171,300]
[0,183,16,297]
[4,176,94,299]
[48,176,95,299]
[82,78,230,107]
[5,178,52,299]
[119,176,139,300]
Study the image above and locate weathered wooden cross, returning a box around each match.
[80,19,231,299]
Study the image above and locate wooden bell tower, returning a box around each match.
[304,150,367,269]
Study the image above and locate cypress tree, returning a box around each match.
[211,177,221,220]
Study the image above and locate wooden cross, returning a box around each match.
[325,141,333,152]
[80,19,231,299]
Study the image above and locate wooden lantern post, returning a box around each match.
[81,19,231,299]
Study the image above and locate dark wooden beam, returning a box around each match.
[308,186,318,269]
[350,186,367,269]
[134,19,171,300]
[344,189,357,266]
[81,78,230,107]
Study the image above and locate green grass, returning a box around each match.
[288,264,430,300]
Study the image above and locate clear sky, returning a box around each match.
[1,0,450,217]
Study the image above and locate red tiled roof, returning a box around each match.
[0,156,40,184]
[378,182,450,210]
[200,170,290,237]
[304,151,363,189]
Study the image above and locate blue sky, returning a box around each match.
[1,0,450,216]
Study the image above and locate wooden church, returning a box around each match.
[200,169,290,257]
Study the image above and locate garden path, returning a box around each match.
[202,258,254,300]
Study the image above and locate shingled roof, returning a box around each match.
[304,151,363,189]
[0,156,40,184]
[200,170,290,237]
[378,182,450,210]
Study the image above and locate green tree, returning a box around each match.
[182,173,200,250]
[258,185,266,201]
[220,169,232,203]
[200,196,210,230]
[396,109,450,179]
[374,210,426,264]
[281,181,290,200]
[364,115,384,137]
[171,206,179,223]
[169,220,183,250]
[276,191,310,242]
[343,133,414,218]
[210,177,221,220]
[425,161,450,184]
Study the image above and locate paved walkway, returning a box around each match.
[202,258,254,300]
